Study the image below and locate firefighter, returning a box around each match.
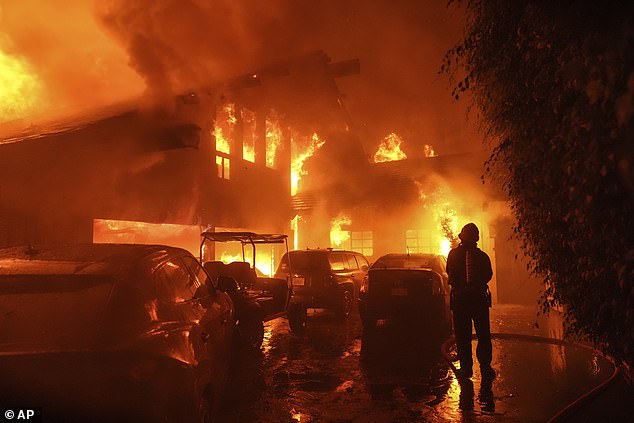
[447,223,496,380]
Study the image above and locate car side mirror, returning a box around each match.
[218,275,239,293]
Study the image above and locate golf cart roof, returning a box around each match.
[201,231,288,244]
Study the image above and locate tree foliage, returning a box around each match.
[444,1,634,363]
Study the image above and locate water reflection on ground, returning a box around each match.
[219,306,614,422]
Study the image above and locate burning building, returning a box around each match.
[0,50,358,275]
[291,132,539,305]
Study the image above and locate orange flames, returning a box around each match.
[0,49,43,122]
[373,133,407,163]
[291,132,325,195]
[242,108,256,162]
[214,103,236,154]
[330,214,352,248]
[424,144,437,157]
[219,250,276,276]
[266,116,282,168]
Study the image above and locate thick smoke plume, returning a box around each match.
[2,0,477,156]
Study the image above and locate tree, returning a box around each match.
[444,1,634,363]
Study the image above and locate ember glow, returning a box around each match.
[424,144,437,157]
[373,133,407,163]
[0,49,43,122]
[330,214,352,248]
[291,132,325,195]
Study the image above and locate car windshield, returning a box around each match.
[277,251,329,273]
[372,255,438,270]
[0,274,114,351]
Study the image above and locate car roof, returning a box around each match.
[287,249,362,255]
[378,253,440,260]
[0,244,190,277]
[201,231,287,244]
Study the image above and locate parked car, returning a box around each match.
[0,244,234,422]
[358,253,451,335]
[275,248,370,331]
[199,231,293,347]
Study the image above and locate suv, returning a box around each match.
[275,249,370,331]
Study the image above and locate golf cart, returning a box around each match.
[200,231,294,348]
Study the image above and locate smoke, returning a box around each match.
[1,0,477,155]
[95,0,311,100]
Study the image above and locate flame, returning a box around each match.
[373,133,407,163]
[219,251,275,276]
[0,49,43,122]
[214,103,236,154]
[214,127,231,154]
[330,214,352,248]
[291,132,325,195]
[424,144,437,157]
[266,116,282,168]
[291,215,300,250]
[242,108,256,162]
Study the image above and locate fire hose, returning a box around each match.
[440,332,620,422]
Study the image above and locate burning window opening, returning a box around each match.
[291,132,325,196]
[373,132,407,163]
[0,49,43,122]
[330,214,352,248]
[424,144,437,157]
[405,229,442,255]
[266,114,282,168]
[214,103,236,155]
[92,219,201,256]
[351,231,373,257]
[216,155,230,180]
[242,107,257,163]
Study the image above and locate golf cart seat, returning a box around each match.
[226,261,257,287]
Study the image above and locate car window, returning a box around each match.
[181,255,216,290]
[154,258,199,303]
[328,252,347,271]
[437,256,447,272]
[278,251,329,273]
[346,253,359,270]
[355,254,370,271]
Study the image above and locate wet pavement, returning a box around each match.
[219,305,615,422]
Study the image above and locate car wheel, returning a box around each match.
[336,288,353,319]
[288,304,307,333]
[238,318,264,350]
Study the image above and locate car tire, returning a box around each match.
[238,317,264,350]
[288,304,307,333]
[336,288,353,319]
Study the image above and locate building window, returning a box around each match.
[351,231,373,257]
[216,155,230,180]
[405,229,435,253]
